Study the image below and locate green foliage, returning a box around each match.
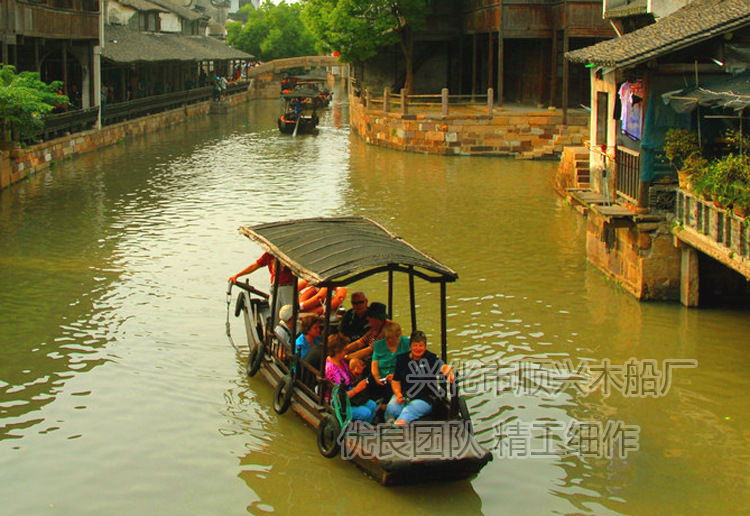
[0,65,68,142]
[691,153,750,211]
[227,1,318,62]
[662,128,701,173]
[301,0,431,92]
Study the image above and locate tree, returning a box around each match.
[0,65,68,143]
[227,1,318,62]
[301,0,430,94]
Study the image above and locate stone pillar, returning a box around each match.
[680,246,699,307]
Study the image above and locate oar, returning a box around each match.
[292,115,301,137]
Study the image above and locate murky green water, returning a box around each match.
[1,90,749,515]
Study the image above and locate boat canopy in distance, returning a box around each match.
[238,217,458,286]
[281,88,323,100]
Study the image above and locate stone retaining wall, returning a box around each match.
[348,93,589,158]
[586,210,681,300]
[1,92,250,191]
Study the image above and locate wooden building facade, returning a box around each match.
[0,0,101,108]
[460,0,615,108]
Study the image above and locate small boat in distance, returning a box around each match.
[227,217,492,485]
[278,89,320,135]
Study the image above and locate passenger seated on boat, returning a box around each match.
[385,331,455,426]
[295,314,322,360]
[305,331,341,372]
[370,321,410,399]
[344,302,390,361]
[274,304,294,350]
[325,335,377,423]
[339,291,369,341]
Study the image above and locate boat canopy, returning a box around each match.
[281,88,323,100]
[238,216,458,286]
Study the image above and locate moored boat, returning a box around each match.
[228,216,492,485]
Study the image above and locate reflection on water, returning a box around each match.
[1,88,749,515]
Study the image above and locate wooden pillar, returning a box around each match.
[497,30,503,105]
[550,30,558,107]
[457,36,463,95]
[62,41,69,96]
[34,39,40,71]
[119,66,126,102]
[471,34,477,100]
[488,32,494,91]
[562,29,570,125]
[680,246,699,307]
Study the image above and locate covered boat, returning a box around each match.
[227,216,492,485]
[278,88,321,135]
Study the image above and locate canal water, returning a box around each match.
[1,91,749,515]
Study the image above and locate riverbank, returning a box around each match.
[0,90,252,191]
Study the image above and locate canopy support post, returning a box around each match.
[408,266,417,335]
[440,281,448,363]
[388,269,394,318]
[318,287,334,404]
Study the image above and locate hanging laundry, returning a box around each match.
[618,81,644,140]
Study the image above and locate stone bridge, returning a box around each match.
[246,55,344,78]
[245,55,347,99]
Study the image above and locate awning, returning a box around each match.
[663,72,750,113]
[238,217,458,286]
[102,25,253,64]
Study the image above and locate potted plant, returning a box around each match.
[662,128,703,189]
[733,187,750,218]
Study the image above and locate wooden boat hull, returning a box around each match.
[236,290,492,485]
[278,114,318,135]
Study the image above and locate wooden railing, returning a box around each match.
[354,82,495,117]
[28,81,248,142]
[675,189,750,260]
[615,146,640,204]
[40,106,99,140]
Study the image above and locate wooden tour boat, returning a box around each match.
[227,216,492,485]
[278,89,321,135]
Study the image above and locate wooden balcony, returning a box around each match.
[615,146,640,205]
[674,190,750,279]
[2,0,100,40]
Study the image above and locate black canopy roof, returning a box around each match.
[238,217,458,286]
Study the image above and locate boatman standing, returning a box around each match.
[229,252,295,312]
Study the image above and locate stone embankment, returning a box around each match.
[1,92,249,190]
[348,92,589,158]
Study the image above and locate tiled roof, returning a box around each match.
[567,0,750,67]
[102,25,253,63]
[119,0,166,11]
[148,0,207,21]
[605,0,648,18]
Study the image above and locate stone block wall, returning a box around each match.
[586,210,681,300]
[1,93,249,191]
[349,94,589,158]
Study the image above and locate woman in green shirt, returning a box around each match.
[370,321,410,398]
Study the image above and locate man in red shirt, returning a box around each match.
[229,252,295,310]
